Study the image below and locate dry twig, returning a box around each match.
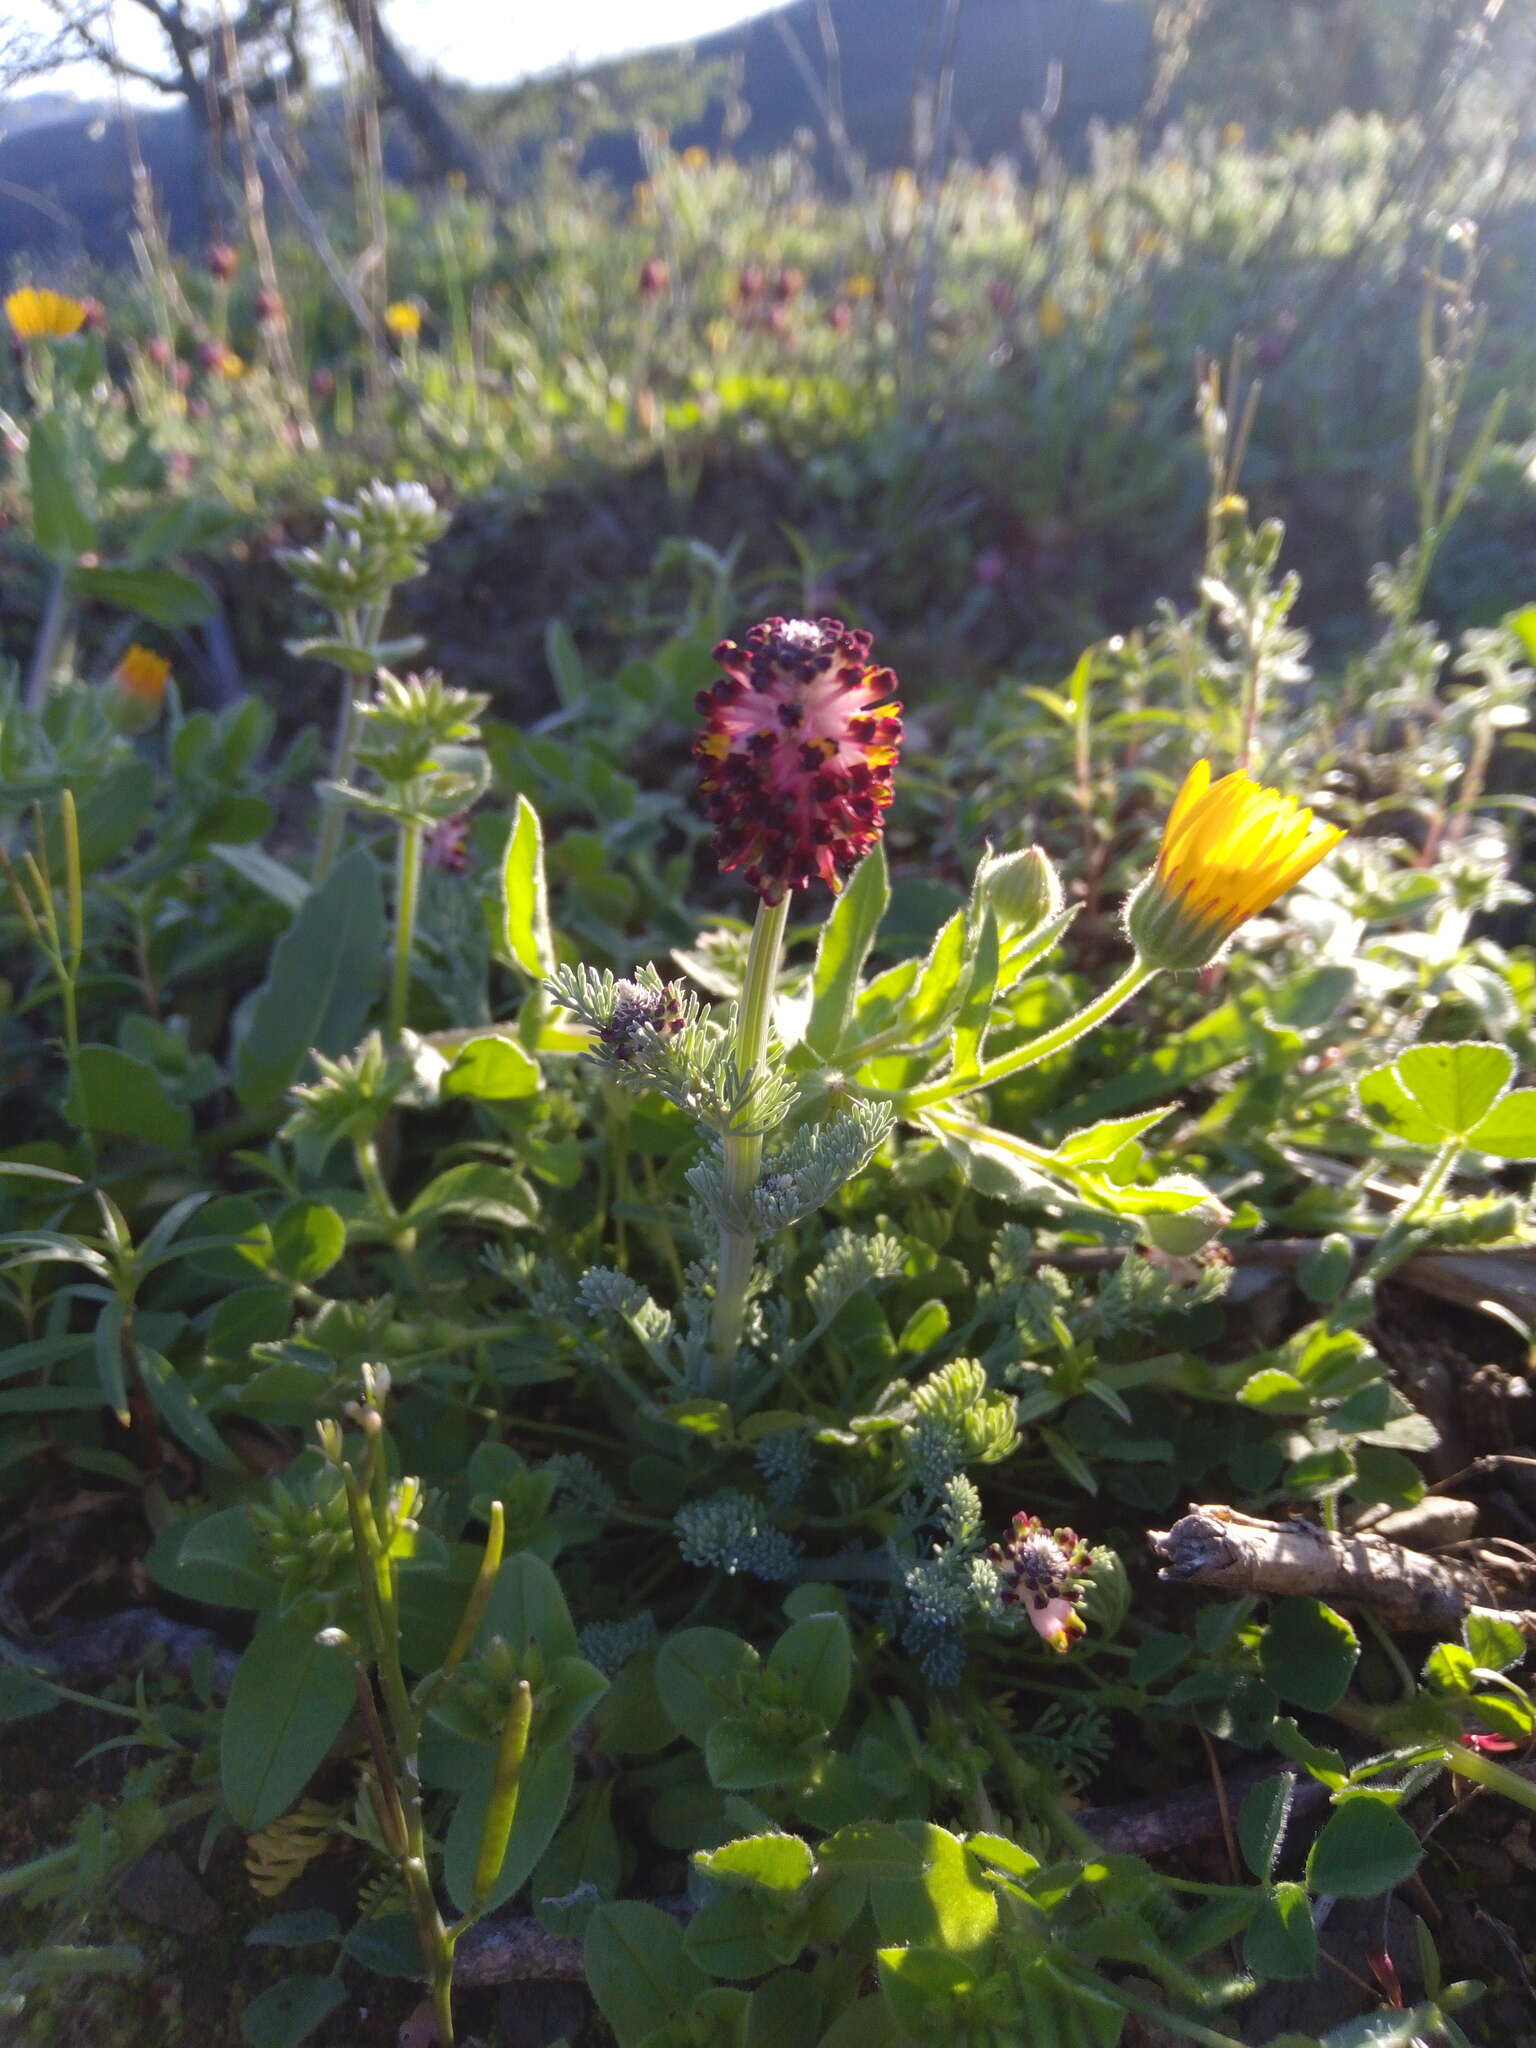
[1150,1503,1536,1635]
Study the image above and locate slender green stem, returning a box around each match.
[902,959,1157,1113]
[354,1136,400,1228]
[1444,1740,1536,1813]
[389,820,423,1042]
[708,892,790,1386]
[25,565,73,714]
[313,602,387,884]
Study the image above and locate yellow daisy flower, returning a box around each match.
[384,300,423,340]
[1127,761,1344,970]
[6,286,88,341]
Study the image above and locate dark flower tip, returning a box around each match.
[693,616,903,903]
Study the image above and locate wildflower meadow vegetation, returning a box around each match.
[3,20,1536,2048]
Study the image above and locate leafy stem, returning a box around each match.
[708,890,790,1389]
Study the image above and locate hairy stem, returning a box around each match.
[903,959,1155,1113]
[708,892,790,1386]
[389,819,424,1041]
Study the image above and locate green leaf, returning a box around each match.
[1269,1718,1348,1790]
[238,1973,345,2048]
[544,618,587,710]
[1356,1066,1446,1148]
[806,845,889,1060]
[532,1781,620,1936]
[270,1202,346,1285]
[208,842,310,913]
[1259,1599,1359,1712]
[766,1613,850,1728]
[443,1035,541,1101]
[221,1616,355,1831]
[147,1508,272,1610]
[1237,1774,1294,1882]
[69,563,212,627]
[682,1891,782,1980]
[1305,1796,1422,1898]
[1467,1088,1536,1161]
[1394,1041,1513,1137]
[1466,1607,1527,1674]
[443,1741,574,1915]
[655,1627,757,1746]
[235,849,385,1110]
[697,1833,815,1894]
[745,1969,822,2047]
[65,1046,192,1151]
[28,412,95,558]
[1053,1109,1172,1166]
[477,1552,580,1660]
[584,1902,706,2048]
[139,1348,239,1471]
[705,1717,814,1792]
[876,1945,980,2037]
[502,795,557,980]
[1243,1881,1317,1981]
[403,1162,538,1233]
[868,1824,998,1952]
[1423,1643,1475,1696]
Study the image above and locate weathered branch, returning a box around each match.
[334,0,492,193]
[1150,1503,1536,1635]
[1078,1762,1329,1859]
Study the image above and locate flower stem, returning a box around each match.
[389,819,423,1042]
[902,959,1156,1113]
[708,892,790,1387]
[314,603,385,884]
[25,566,73,714]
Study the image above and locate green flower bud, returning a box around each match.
[978,845,1063,935]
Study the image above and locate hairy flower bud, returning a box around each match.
[694,616,903,903]
[978,845,1062,935]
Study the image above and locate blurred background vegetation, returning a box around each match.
[1,0,1534,725]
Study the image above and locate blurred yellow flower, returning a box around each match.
[680,145,710,171]
[1221,121,1246,150]
[214,347,245,378]
[844,273,876,300]
[1128,761,1344,971]
[384,301,423,341]
[6,286,88,341]
[1038,296,1067,341]
[114,644,171,712]
[1087,224,1108,261]
[1136,230,1165,258]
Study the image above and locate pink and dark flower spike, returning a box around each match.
[989,1512,1091,1653]
[694,616,903,903]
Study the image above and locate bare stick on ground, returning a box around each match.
[1150,1503,1536,1635]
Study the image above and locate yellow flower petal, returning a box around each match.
[1130,765,1344,971]
[6,286,88,341]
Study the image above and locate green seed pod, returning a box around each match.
[472,1677,533,1907]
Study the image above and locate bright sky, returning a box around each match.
[8,0,775,100]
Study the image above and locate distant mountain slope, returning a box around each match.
[686,0,1150,163]
[0,0,1151,268]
